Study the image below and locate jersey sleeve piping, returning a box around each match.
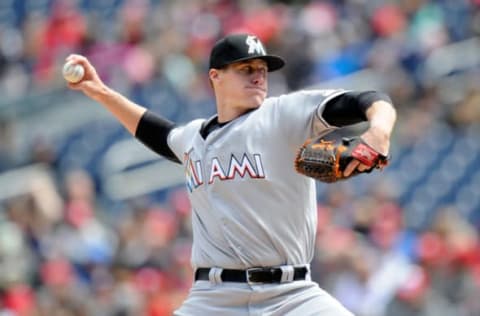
[167,119,206,165]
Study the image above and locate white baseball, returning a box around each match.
[62,61,85,83]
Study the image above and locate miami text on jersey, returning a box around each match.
[184,152,265,192]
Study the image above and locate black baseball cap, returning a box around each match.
[209,34,285,72]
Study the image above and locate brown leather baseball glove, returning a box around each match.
[294,136,389,183]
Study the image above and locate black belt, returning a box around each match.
[194,266,308,284]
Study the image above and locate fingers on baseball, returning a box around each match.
[66,54,87,64]
[65,54,96,79]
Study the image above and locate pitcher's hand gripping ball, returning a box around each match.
[62,60,85,83]
[294,136,389,183]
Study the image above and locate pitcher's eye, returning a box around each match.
[240,66,253,74]
[239,65,267,76]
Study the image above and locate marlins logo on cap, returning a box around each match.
[209,34,285,72]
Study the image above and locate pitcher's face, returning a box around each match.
[210,59,268,110]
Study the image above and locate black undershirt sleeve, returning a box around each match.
[322,91,392,127]
[135,111,181,164]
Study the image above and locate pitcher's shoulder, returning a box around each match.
[263,89,347,109]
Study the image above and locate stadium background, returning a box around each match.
[0,0,479,315]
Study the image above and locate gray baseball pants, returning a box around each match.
[174,279,354,316]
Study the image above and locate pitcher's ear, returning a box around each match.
[209,69,219,81]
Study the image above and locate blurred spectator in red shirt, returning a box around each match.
[34,0,87,83]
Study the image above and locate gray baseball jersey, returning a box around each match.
[168,89,346,270]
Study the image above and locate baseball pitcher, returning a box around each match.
[66,33,396,315]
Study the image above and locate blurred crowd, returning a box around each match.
[0,0,480,315]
